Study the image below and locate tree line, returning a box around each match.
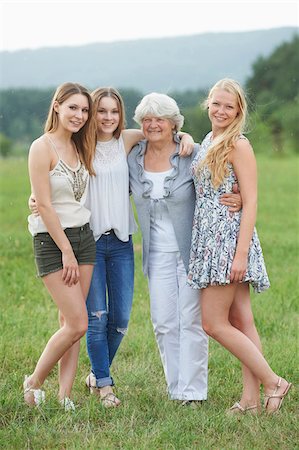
[0,35,298,157]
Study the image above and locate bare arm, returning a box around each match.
[122,129,195,157]
[122,129,144,155]
[176,131,195,157]
[230,139,257,283]
[219,183,242,212]
[28,138,79,286]
[28,193,38,215]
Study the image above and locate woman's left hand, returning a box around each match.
[179,134,195,157]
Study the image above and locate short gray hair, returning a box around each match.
[133,92,184,131]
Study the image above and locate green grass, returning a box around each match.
[0,156,298,450]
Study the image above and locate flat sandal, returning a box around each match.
[227,401,258,415]
[23,375,45,407]
[264,377,292,414]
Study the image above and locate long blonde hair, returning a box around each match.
[197,78,248,188]
[45,82,96,175]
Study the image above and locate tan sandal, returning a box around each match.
[100,392,121,408]
[264,377,292,414]
[85,373,121,408]
[23,375,45,407]
[227,401,258,415]
[85,372,97,393]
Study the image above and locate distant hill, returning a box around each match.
[0,27,298,92]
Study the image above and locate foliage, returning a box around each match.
[246,34,299,153]
[0,156,298,449]
[0,133,13,157]
[0,33,298,156]
[0,87,143,148]
[246,34,299,103]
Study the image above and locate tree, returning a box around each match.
[246,34,299,153]
[0,133,13,158]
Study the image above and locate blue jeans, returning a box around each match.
[86,231,134,388]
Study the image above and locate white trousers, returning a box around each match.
[148,251,208,400]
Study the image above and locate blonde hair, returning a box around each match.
[91,87,126,139]
[198,78,248,188]
[45,82,96,175]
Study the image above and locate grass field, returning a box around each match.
[0,156,298,450]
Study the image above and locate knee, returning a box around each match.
[201,320,212,337]
[152,319,174,336]
[88,309,108,332]
[70,319,88,341]
[201,318,220,339]
[229,310,255,332]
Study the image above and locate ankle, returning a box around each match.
[264,376,283,393]
[100,385,113,396]
[26,374,42,390]
[239,398,260,408]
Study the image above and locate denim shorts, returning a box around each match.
[33,223,96,277]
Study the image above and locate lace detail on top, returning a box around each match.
[46,134,88,202]
[52,160,88,202]
[94,138,123,165]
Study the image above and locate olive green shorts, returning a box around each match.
[33,223,96,277]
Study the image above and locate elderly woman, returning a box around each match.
[128,93,242,404]
[127,93,209,403]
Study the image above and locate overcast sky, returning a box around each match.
[0,0,298,52]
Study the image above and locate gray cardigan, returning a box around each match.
[128,136,198,276]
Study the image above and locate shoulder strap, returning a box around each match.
[45,134,60,159]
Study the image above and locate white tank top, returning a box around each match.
[28,137,91,236]
[86,135,137,242]
[144,169,179,252]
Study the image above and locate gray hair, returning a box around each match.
[133,92,184,131]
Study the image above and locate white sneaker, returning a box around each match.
[60,397,75,412]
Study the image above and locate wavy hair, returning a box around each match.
[91,87,126,139]
[133,92,184,131]
[197,78,248,188]
[44,82,96,175]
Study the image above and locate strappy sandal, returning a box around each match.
[100,392,121,408]
[85,372,96,393]
[264,377,292,414]
[227,401,258,415]
[23,375,45,407]
[60,397,76,412]
[85,373,121,408]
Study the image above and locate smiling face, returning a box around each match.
[142,116,174,144]
[54,93,89,133]
[95,96,120,140]
[208,88,240,135]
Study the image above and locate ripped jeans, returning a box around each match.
[86,232,134,387]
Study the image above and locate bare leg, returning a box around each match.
[229,283,262,409]
[57,313,80,400]
[201,284,290,410]
[58,265,94,400]
[24,268,91,401]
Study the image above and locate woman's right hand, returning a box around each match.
[62,250,80,287]
[28,194,39,216]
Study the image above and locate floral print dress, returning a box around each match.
[187,132,270,293]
